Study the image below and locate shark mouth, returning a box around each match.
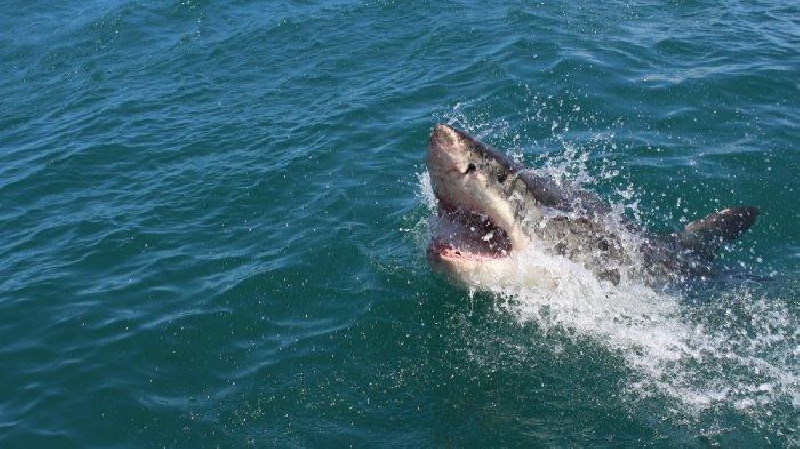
[428,196,513,261]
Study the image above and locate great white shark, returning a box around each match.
[426,123,758,290]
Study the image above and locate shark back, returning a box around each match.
[511,175,759,285]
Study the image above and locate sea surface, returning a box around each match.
[1,0,798,447]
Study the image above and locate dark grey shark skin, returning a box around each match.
[426,123,758,287]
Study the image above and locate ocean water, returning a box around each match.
[1,0,798,446]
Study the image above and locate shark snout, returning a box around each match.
[429,123,460,152]
[427,123,466,172]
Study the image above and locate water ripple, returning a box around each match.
[0,0,797,446]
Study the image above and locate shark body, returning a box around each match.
[425,124,758,290]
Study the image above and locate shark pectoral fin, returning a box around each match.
[678,205,758,260]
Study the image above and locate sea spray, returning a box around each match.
[415,119,798,441]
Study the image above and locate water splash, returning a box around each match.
[417,110,798,442]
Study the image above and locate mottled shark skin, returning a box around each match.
[425,123,758,290]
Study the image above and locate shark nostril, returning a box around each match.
[466,163,476,174]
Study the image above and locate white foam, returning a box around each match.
[416,110,798,438]
[439,202,797,436]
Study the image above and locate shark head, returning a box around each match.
[426,124,532,286]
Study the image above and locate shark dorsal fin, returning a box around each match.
[678,205,758,259]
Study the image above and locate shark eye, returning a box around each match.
[497,172,507,183]
[465,163,476,174]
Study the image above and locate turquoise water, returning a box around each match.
[1,0,798,446]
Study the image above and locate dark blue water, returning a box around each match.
[1,1,797,446]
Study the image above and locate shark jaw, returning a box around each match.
[426,200,562,290]
[428,198,513,260]
[426,206,522,290]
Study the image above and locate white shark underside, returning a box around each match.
[425,124,758,290]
